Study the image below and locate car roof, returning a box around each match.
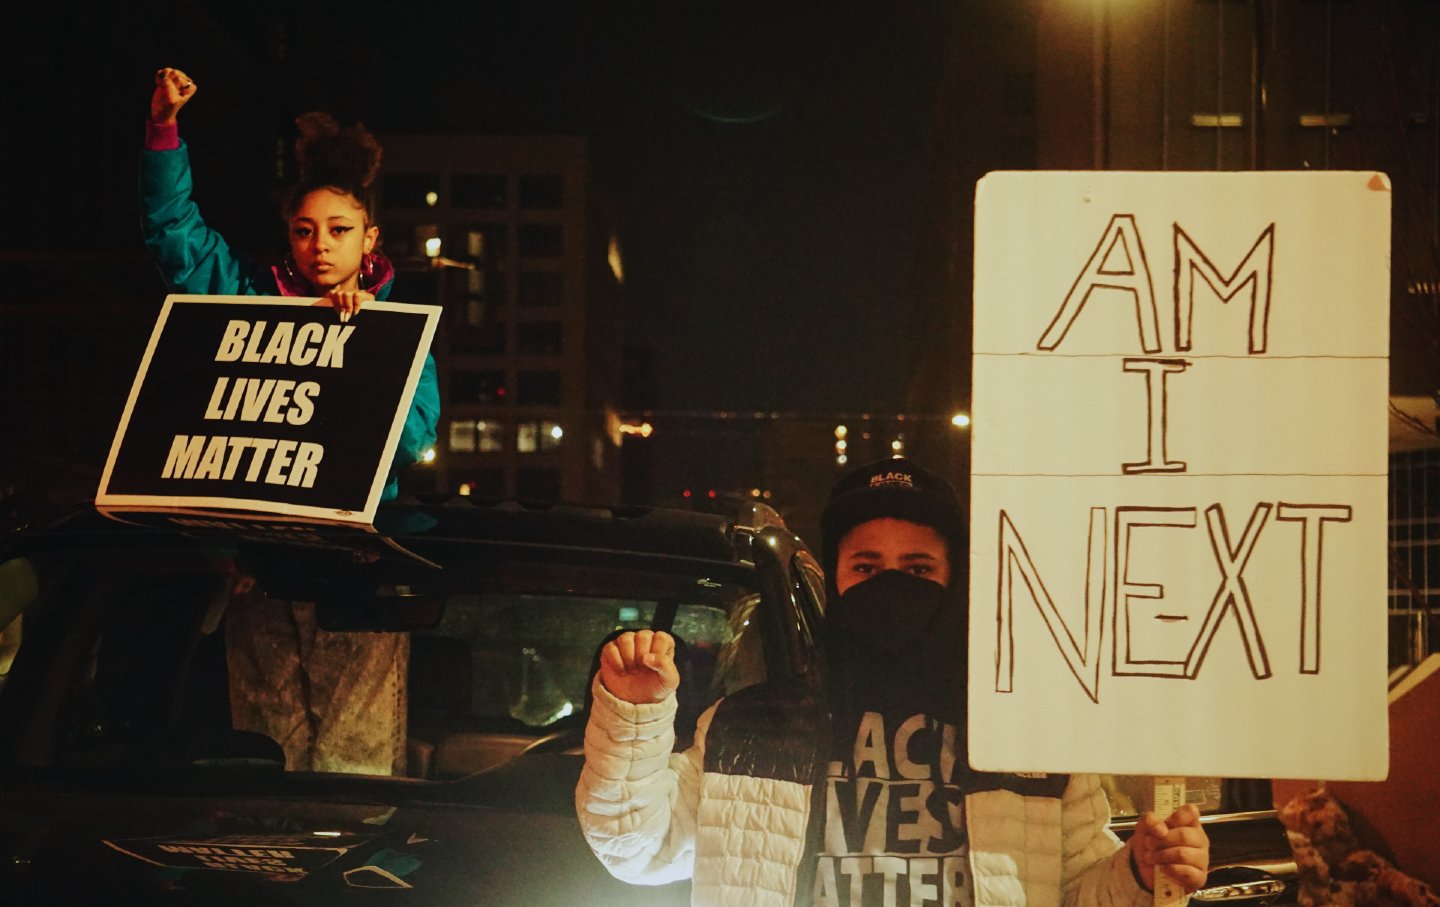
[5,499,805,610]
[9,498,792,571]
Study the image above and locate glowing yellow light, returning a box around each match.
[424,191,439,207]
[618,421,654,438]
[751,487,762,497]
[834,424,848,440]
[550,424,565,441]
[424,237,443,258]
[891,440,903,452]
[837,454,848,465]
[835,439,847,452]
[458,483,472,496]
[951,412,971,428]
[421,447,437,464]
[607,234,625,284]
[313,831,343,838]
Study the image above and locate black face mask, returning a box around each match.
[826,570,951,656]
[823,570,967,722]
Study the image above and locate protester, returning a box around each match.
[141,68,438,774]
[143,66,439,491]
[577,456,1209,906]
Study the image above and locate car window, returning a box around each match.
[796,554,826,618]
[709,593,766,697]
[415,593,750,728]
[0,535,766,780]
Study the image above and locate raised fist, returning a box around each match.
[151,67,197,125]
[598,630,681,705]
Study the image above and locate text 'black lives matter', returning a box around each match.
[98,296,438,522]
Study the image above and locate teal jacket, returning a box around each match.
[140,141,439,501]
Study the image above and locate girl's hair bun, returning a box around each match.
[293,111,383,191]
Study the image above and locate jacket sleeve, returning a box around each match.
[139,142,258,296]
[575,678,713,886]
[389,352,440,472]
[1060,773,1158,907]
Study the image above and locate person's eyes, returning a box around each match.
[908,564,933,576]
[292,226,312,238]
[851,563,875,575]
[331,226,353,236]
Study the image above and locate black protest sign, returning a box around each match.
[98,296,439,523]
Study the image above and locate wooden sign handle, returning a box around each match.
[1152,776,1187,906]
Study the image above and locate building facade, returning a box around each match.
[905,0,1440,667]
[378,135,624,505]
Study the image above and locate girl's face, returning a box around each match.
[288,188,379,292]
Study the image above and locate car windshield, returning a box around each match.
[0,519,766,782]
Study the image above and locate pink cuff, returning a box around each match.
[144,121,180,151]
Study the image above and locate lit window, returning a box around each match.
[517,422,539,453]
[517,421,563,453]
[449,420,476,453]
[449,420,506,454]
[467,231,486,258]
[476,421,505,453]
[451,225,504,261]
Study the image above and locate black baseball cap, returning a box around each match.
[819,456,967,576]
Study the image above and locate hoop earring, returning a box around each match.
[283,253,300,283]
[361,252,376,286]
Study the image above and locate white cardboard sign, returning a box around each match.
[968,171,1391,780]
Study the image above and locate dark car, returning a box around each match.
[0,498,1299,905]
[0,498,826,904]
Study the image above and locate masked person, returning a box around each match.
[140,69,439,775]
[577,457,1209,906]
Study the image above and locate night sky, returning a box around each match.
[11,3,954,418]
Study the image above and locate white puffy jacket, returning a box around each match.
[577,680,1156,907]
